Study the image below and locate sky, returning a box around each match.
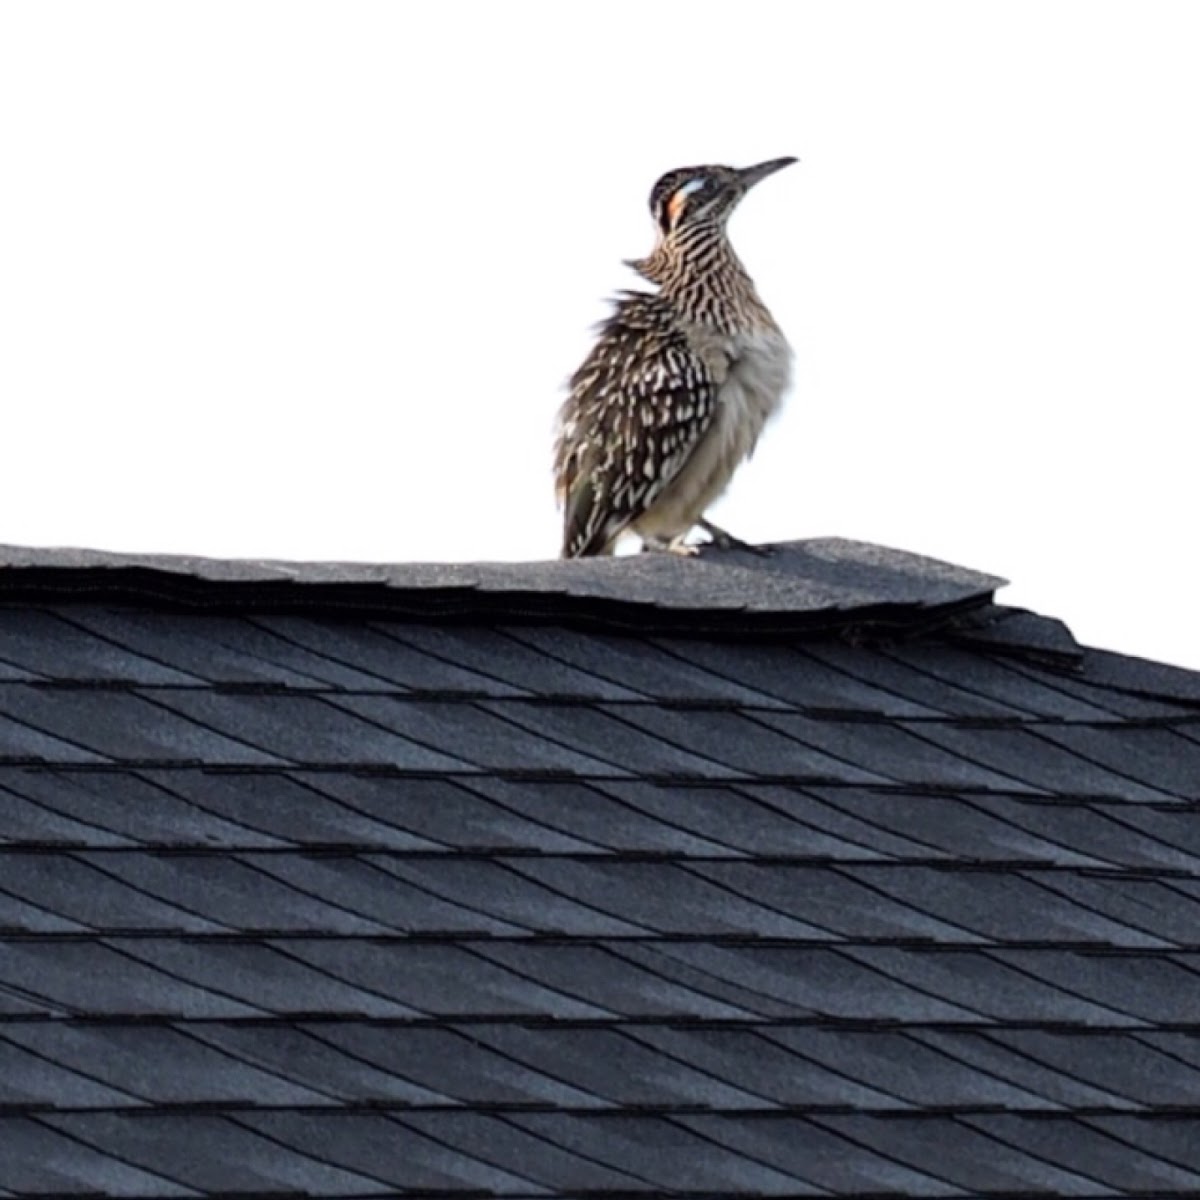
[3,2,1198,669]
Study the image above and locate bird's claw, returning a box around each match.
[698,519,773,556]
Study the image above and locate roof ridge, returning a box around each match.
[0,537,1004,636]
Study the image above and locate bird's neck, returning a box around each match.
[630,228,772,332]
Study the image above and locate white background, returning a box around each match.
[3,2,1198,668]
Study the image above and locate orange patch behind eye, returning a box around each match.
[666,190,688,225]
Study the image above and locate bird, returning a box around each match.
[554,157,796,558]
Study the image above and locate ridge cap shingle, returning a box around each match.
[0,537,1005,635]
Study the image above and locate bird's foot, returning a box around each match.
[640,536,699,557]
[698,518,772,556]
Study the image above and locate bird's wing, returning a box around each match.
[554,292,719,558]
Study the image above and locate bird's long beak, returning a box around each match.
[737,157,798,189]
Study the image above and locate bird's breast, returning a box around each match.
[713,327,793,457]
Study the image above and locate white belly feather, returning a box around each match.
[635,327,793,542]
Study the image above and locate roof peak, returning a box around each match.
[0,540,1003,643]
[0,537,1005,636]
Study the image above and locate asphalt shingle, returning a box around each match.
[0,538,1197,1197]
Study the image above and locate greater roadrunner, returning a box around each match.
[554,158,796,558]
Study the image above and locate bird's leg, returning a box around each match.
[698,518,772,556]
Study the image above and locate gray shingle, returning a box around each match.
[43,1111,392,1194]
[1,541,1199,1198]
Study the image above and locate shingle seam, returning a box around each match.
[1024,873,1199,948]
[583,778,756,857]
[17,1100,1192,1117]
[133,763,299,843]
[845,717,1042,795]
[214,1110,414,1194]
[0,781,132,847]
[1156,954,1200,989]
[367,621,538,695]
[232,939,422,1018]
[26,1111,205,1195]
[291,772,455,851]
[681,1109,949,1194]
[903,1028,1078,1111]
[12,848,1197,875]
[7,1012,1200,1033]
[620,940,976,1023]
[897,648,1099,720]
[638,634,819,710]
[0,972,66,1015]
[179,1021,402,1107]
[46,608,211,685]
[662,636,937,717]
[1129,1029,1200,1075]
[452,775,620,855]
[181,619,367,690]
[286,1024,469,1106]
[7,932,1195,953]
[477,698,733,780]
[0,1029,147,1105]
[478,1109,689,1191]
[85,849,270,931]
[426,1027,616,1109]
[255,691,479,774]
[1073,1115,1200,1187]
[813,946,999,1025]
[801,641,1023,718]
[691,707,897,787]
[223,854,407,934]
[364,856,546,935]
[496,627,660,703]
[752,860,992,944]
[1022,725,1193,803]
[321,693,623,778]
[113,688,283,765]
[917,1111,1117,1192]
[4,849,229,934]
[942,794,1120,869]
[0,650,44,681]
[391,1106,655,1191]
[533,857,827,938]
[719,781,901,860]
[464,940,727,1019]
[92,938,273,1017]
[6,760,1174,804]
[18,675,1200,731]
[1034,658,1200,714]
[242,615,437,691]
[0,875,86,932]
[873,645,1071,720]
[671,861,906,943]
[0,705,108,762]
[742,1026,917,1109]
[797,789,964,860]
[974,1029,1147,1110]
[607,1026,788,1109]
[141,763,424,849]
[986,656,1155,719]
[5,843,1177,871]
[977,950,1162,1025]
[1017,873,1176,945]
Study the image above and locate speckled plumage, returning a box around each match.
[555,159,796,559]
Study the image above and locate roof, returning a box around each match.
[1,537,1199,1197]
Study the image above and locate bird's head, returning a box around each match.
[649,157,797,238]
